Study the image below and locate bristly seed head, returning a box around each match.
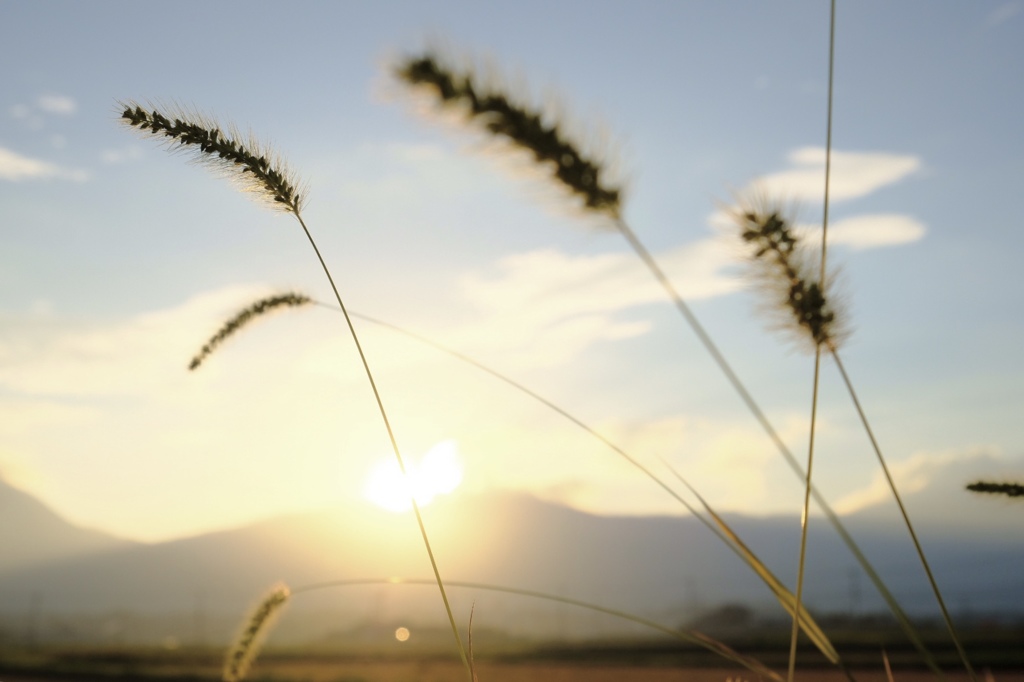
[730,193,844,351]
[118,102,306,214]
[965,481,1024,498]
[189,293,312,371]
[393,52,623,219]
[223,583,290,682]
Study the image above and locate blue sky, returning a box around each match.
[1,1,1022,542]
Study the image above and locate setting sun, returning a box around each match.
[363,440,463,512]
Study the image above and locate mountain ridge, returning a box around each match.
[0,475,134,575]
[0,487,1020,643]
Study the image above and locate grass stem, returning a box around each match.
[294,215,470,676]
[788,4,836,679]
[787,348,824,682]
[832,351,975,682]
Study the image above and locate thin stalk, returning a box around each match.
[832,351,976,682]
[787,349,824,682]
[294,215,469,676]
[789,3,836,679]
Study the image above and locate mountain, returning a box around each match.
[0,476,133,575]
[0,489,1021,647]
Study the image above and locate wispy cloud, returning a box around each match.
[9,103,43,130]
[9,104,32,119]
[799,214,927,251]
[753,147,921,202]
[37,94,77,115]
[455,239,741,367]
[9,94,78,130]
[0,147,89,182]
[832,447,1022,534]
[713,148,928,254]
[100,146,144,164]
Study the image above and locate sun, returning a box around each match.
[363,440,463,512]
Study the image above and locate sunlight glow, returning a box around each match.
[394,626,410,642]
[363,440,463,512]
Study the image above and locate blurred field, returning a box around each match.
[243,659,1024,682]
[3,648,1024,682]
[2,627,1022,682]
[3,660,1024,682]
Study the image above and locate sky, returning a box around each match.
[1,1,1023,543]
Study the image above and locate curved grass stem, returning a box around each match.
[788,348,824,682]
[832,351,976,682]
[789,3,836,678]
[293,215,470,676]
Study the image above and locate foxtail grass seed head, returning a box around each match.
[966,481,1024,498]
[119,101,306,214]
[393,51,623,219]
[223,583,290,682]
[189,292,312,370]
[729,193,844,351]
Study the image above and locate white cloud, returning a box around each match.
[9,103,31,119]
[37,94,77,115]
[100,146,144,164]
[754,148,920,203]
[713,149,928,256]
[833,451,942,515]
[465,240,738,314]
[799,214,927,251]
[0,147,89,182]
[0,147,60,180]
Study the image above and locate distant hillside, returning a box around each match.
[0,477,133,575]
[0,488,1020,647]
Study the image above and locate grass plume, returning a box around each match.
[966,480,1024,498]
[223,582,290,682]
[730,192,843,351]
[189,292,312,370]
[119,102,306,213]
[393,50,622,218]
